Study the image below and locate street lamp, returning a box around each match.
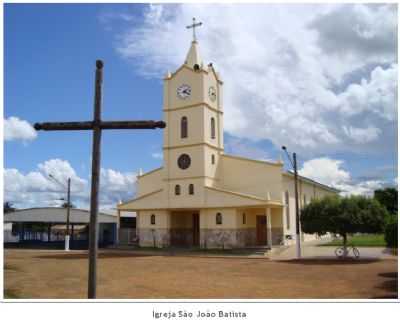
[49,174,71,251]
[281,146,301,259]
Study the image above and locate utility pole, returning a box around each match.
[35,60,165,299]
[293,152,301,259]
[282,146,301,259]
[49,174,71,251]
[66,178,71,251]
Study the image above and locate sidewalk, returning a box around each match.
[268,239,397,260]
[104,246,271,259]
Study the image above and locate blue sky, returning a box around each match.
[4,3,398,209]
[5,4,165,175]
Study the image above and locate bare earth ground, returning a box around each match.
[4,249,398,299]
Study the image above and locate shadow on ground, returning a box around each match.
[371,271,398,299]
[277,258,381,265]
[36,252,153,260]
[378,272,398,278]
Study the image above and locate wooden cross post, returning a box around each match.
[34,60,166,299]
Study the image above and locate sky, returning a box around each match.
[4,3,398,211]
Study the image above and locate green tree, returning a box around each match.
[61,202,75,209]
[374,187,398,215]
[384,215,397,248]
[4,202,16,214]
[301,195,387,256]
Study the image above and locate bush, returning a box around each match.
[384,215,398,248]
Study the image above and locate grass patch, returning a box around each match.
[4,289,20,299]
[320,234,386,247]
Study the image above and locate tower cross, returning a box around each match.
[34,60,165,299]
[186,17,203,41]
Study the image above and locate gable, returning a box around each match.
[204,186,283,208]
[118,189,167,211]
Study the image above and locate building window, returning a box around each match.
[242,213,246,225]
[285,191,290,229]
[175,184,181,195]
[211,117,216,139]
[304,195,307,207]
[211,154,215,164]
[150,214,156,225]
[181,116,188,138]
[216,212,222,225]
[189,184,194,195]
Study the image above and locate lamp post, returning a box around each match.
[281,146,301,259]
[49,174,71,251]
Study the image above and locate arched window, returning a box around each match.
[189,184,194,195]
[285,191,290,229]
[211,154,215,164]
[175,184,181,195]
[242,213,246,225]
[211,117,216,139]
[216,212,222,225]
[150,214,156,225]
[181,116,188,138]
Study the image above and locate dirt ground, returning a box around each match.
[4,249,398,299]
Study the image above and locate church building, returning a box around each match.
[118,24,337,248]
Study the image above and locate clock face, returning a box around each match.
[209,86,217,102]
[177,84,191,100]
[177,154,191,170]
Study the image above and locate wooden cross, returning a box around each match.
[186,17,203,41]
[34,60,166,299]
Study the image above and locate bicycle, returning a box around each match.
[335,245,360,259]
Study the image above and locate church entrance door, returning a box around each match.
[256,215,267,246]
[192,213,200,246]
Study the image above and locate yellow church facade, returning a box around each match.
[118,39,337,248]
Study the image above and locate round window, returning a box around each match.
[177,154,191,170]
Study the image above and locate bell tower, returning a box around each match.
[162,19,224,205]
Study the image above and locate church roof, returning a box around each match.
[222,154,283,167]
[283,171,340,193]
[117,186,283,211]
[205,186,283,208]
[4,207,117,223]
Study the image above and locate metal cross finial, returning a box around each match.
[186,17,202,41]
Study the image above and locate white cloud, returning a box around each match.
[38,159,87,192]
[151,152,163,159]
[4,159,137,211]
[309,4,397,61]
[99,168,137,209]
[4,117,37,142]
[342,125,381,143]
[107,3,397,157]
[339,180,385,197]
[338,64,397,121]
[299,157,386,196]
[299,157,350,186]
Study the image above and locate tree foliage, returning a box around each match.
[301,195,388,249]
[61,202,75,209]
[384,215,398,248]
[4,202,16,214]
[374,187,398,215]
